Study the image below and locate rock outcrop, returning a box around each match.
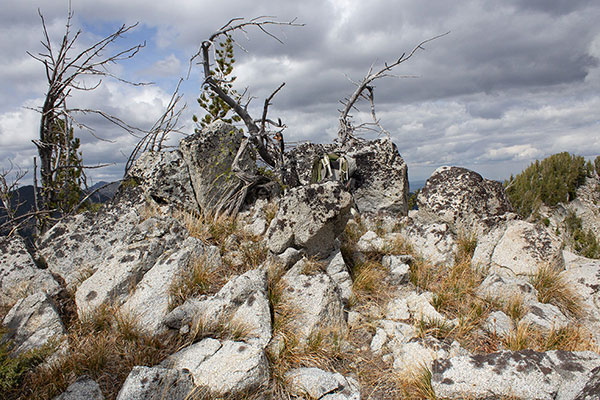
[179,120,257,215]
[266,181,353,258]
[432,350,600,400]
[288,138,410,216]
[417,166,513,234]
[0,235,60,306]
[2,292,65,355]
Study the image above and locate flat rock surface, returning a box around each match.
[2,292,65,355]
[116,366,194,400]
[0,235,60,306]
[432,350,600,400]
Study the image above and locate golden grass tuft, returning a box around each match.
[168,254,226,310]
[11,305,181,400]
[384,234,415,256]
[529,264,584,318]
[349,259,391,307]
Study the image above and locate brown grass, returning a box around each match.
[529,264,584,318]
[11,305,182,400]
[169,254,227,310]
[503,322,596,352]
[349,259,391,307]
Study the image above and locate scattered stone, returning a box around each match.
[401,220,457,265]
[266,181,353,257]
[432,350,600,400]
[276,247,304,270]
[563,259,600,344]
[370,320,417,355]
[116,366,194,400]
[164,268,271,347]
[326,251,353,303]
[285,367,360,400]
[521,302,569,332]
[477,273,539,305]
[2,292,65,355]
[0,235,60,307]
[179,120,257,215]
[417,166,513,233]
[406,292,454,326]
[391,337,466,371]
[382,255,411,284]
[53,375,104,400]
[356,230,387,253]
[385,298,410,321]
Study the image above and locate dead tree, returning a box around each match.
[191,17,303,215]
[338,32,449,145]
[28,7,146,225]
[125,79,187,175]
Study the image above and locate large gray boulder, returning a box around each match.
[418,166,513,234]
[266,181,353,258]
[126,149,196,211]
[163,339,269,397]
[0,235,60,306]
[344,139,409,215]
[287,139,409,216]
[432,350,600,400]
[116,366,195,400]
[2,292,65,355]
[120,237,203,335]
[164,268,272,348]
[37,186,146,289]
[279,263,346,342]
[473,220,564,276]
[74,215,187,317]
[179,120,257,215]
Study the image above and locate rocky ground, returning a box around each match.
[2,121,600,399]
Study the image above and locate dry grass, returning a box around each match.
[169,253,227,310]
[455,231,478,264]
[262,201,279,226]
[186,315,253,344]
[299,258,326,276]
[9,305,182,400]
[503,322,596,352]
[349,259,391,307]
[502,294,526,323]
[529,264,584,318]
[176,210,238,248]
[384,234,415,256]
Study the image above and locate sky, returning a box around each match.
[1,0,599,188]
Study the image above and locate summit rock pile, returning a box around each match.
[2,120,600,399]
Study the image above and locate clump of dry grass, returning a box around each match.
[169,254,226,310]
[349,259,391,307]
[186,315,253,344]
[384,234,415,256]
[529,264,584,318]
[503,322,596,352]
[262,201,279,226]
[455,231,478,264]
[14,305,181,400]
[176,210,238,247]
[503,293,526,323]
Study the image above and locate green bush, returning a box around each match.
[504,152,590,218]
[565,211,600,259]
[0,336,49,395]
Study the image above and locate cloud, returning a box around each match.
[1,0,600,184]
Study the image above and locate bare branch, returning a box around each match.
[338,32,449,143]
